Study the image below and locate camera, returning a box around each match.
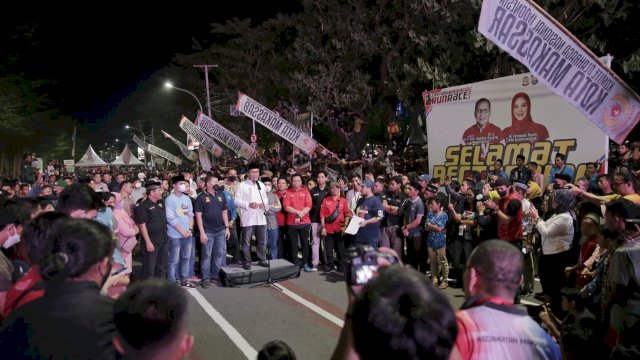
[345,244,398,286]
[475,194,488,202]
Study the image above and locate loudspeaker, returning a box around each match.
[219,259,300,287]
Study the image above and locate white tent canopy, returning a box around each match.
[75,145,108,167]
[110,144,145,166]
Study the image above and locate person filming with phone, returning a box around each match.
[331,245,458,360]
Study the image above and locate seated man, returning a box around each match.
[112,279,194,360]
[332,247,458,360]
[451,240,561,360]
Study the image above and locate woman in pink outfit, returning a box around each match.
[108,193,139,298]
[503,92,550,144]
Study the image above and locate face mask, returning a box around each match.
[134,182,142,189]
[497,190,508,198]
[3,230,20,249]
[553,183,561,189]
[228,176,237,182]
[177,184,187,193]
[265,185,272,192]
[213,185,224,192]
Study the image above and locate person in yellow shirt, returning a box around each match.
[570,170,640,206]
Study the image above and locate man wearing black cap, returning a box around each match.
[134,180,169,280]
[354,179,384,248]
[234,163,269,270]
[484,177,523,243]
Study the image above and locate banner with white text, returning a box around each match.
[478,0,640,144]
[236,93,319,154]
[195,113,256,160]
[178,116,224,158]
[424,73,608,185]
[146,143,183,165]
[161,130,198,162]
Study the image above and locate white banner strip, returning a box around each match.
[179,116,224,158]
[236,93,319,154]
[196,113,256,160]
[161,130,198,162]
[132,134,147,149]
[146,143,183,165]
[478,0,640,144]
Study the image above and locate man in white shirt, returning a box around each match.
[234,164,269,270]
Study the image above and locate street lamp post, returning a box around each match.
[164,82,204,114]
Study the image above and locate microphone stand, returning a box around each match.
[252,180,283,291]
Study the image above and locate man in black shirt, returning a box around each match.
[134,181,169,280]
[380,176,406,258]
[309,171,330,270]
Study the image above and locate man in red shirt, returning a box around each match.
[462,98,503,161]
[275,178,291,262]
[283,174,313,272]
[320,182,351,273]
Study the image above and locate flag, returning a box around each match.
[71,125,77,159]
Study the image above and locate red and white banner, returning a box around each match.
[195,112,256,160]
[236,93,319,154]
[424,72,608,184]
[479,0,640,144]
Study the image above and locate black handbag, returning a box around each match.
[324,199,341,224]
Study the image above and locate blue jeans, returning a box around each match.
[267,227,279,259]
[167,235,193,282]
[201,228,227,281]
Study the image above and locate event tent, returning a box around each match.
[110,144,145,166]
[74,145,108,167]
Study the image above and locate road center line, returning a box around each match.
[187,289,258,360]
[277,284,345,327]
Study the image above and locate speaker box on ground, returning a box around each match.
[219,259,300,287]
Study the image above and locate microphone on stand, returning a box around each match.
[255,179,267,217]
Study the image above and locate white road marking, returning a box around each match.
[520,298,541,306]
[187,289,258,360]
[277,284,345,327]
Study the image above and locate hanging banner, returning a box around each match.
[195,112,256,160]
[198,146,212,172]
[236,93,319,154]
[424,72,608,184]
[478,0,640,144]
[324,165,340,182]
[161,130,198,162]
[132,134,148,150]
[146,143,183,165]
[178,116,224,158]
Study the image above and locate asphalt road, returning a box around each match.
[174,264,543,360]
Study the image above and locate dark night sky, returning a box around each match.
[5,3,301,122]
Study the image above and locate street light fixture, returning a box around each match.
[164,81,204,114]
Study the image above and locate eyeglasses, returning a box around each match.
[614,181,627,186]
[475,109,490,114]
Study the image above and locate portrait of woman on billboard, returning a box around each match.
[503,92,549,144]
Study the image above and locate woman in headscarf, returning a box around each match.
[529,189,577,316]
[503,92,550,144]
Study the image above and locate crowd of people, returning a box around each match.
[0,144,639,359]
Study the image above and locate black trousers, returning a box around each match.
[325,232,345,269]
[539,249,575,315]
[141,241,169,280]
[288,224,310,267]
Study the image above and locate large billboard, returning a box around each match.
[424,73,608,185]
